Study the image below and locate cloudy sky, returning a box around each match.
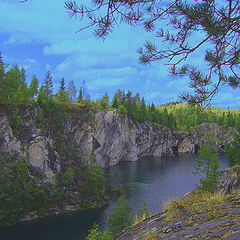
[0,0,239,108]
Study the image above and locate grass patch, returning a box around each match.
[163,190,228,223]
[165,209,181,223]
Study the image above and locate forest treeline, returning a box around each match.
[0,55,240,132]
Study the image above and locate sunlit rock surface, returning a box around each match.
[0,105,234,182]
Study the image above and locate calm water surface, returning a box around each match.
[0,153,228,240]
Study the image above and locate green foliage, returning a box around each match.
[9,106,23,135]
[40,99,65,130]
[96,89,240,131]
[37,85,45,105]
[99,92,109,109]
[227,131,240,167]
[0,64,29,104]
[119,104,127,114]
[62,167,74,186]
[86,195,133,239]
[85,163,105,200]
[56,77,69,102]
[89,149,96,164]
[86,224,112,240]
[134,202,151,224]
[55,167,74,192]
[56,134,67,154]
[107,195,133,238]
[0,154,50,227]
[77,86,83,103]
[111,94,119,109]
[28,76,39,99]
[43,71,53,100]
[193,133,223,193]
[68,80,77,102]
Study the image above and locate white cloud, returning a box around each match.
[22,58,39,70]
[0,0,78,44]
[89,77,127,90]
[46,64,52,71]
[43,38,129,55]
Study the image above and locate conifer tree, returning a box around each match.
[20,68,26,86]
[28,76,39,99]
[99,92,109,109]
[0,53,6,102]
[111,93,119,109]
[139,97,147,122]
[43,71,53,99]
[2,65,26,102]
[107,195,133,238]
[193,133,223,193]
[37,84,45,104]
[228,132,240,167]
[57,77,68,102]
[0,53,4,81]
[77,86,83,103]
[68,80,77,102]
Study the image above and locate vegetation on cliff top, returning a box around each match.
[0,54,240,134]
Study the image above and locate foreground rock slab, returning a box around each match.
[117,192,240,240]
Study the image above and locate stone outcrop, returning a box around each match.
[64,109,182,167]
[117,169,240,240]
[117,197,240,240]
[223,166,240,194]
[0,104,235,182]
[177,123,234,153]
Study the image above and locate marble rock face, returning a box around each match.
[0,106,234,183]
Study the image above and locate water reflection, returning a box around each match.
[0,153,228,240]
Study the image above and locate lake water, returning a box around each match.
[0,153,228,240]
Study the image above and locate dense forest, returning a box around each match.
[0,54,240,133]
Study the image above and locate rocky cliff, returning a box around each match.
[0,103,235,184]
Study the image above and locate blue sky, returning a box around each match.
[0,0,239,108]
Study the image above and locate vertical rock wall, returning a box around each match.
[0,105,235,183]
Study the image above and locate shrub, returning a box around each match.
[0,154,50,227]
[107,195,133,237]
[85,164,105,200]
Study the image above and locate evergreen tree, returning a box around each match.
[99,92,109,109]
[68,80,77,102]
[119,91,126,106]
[37,84,45,104]
[1,65,28,102]
[0,54,6,102]
[111,93,119,109]
[57,77,68,102]
[77,86,83,103]
[28,76,39,99]
[227,131,240,167]
[139,97,147,122]
[161,108,169,126]
[193,133,223,193]
[43,71,53,99]
[0,52,5,81]
[15,84,28,103]
[20,67,27,87]
[107,195,133,238]
[134,92,141,105]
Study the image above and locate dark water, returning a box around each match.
[0,153,228,240]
